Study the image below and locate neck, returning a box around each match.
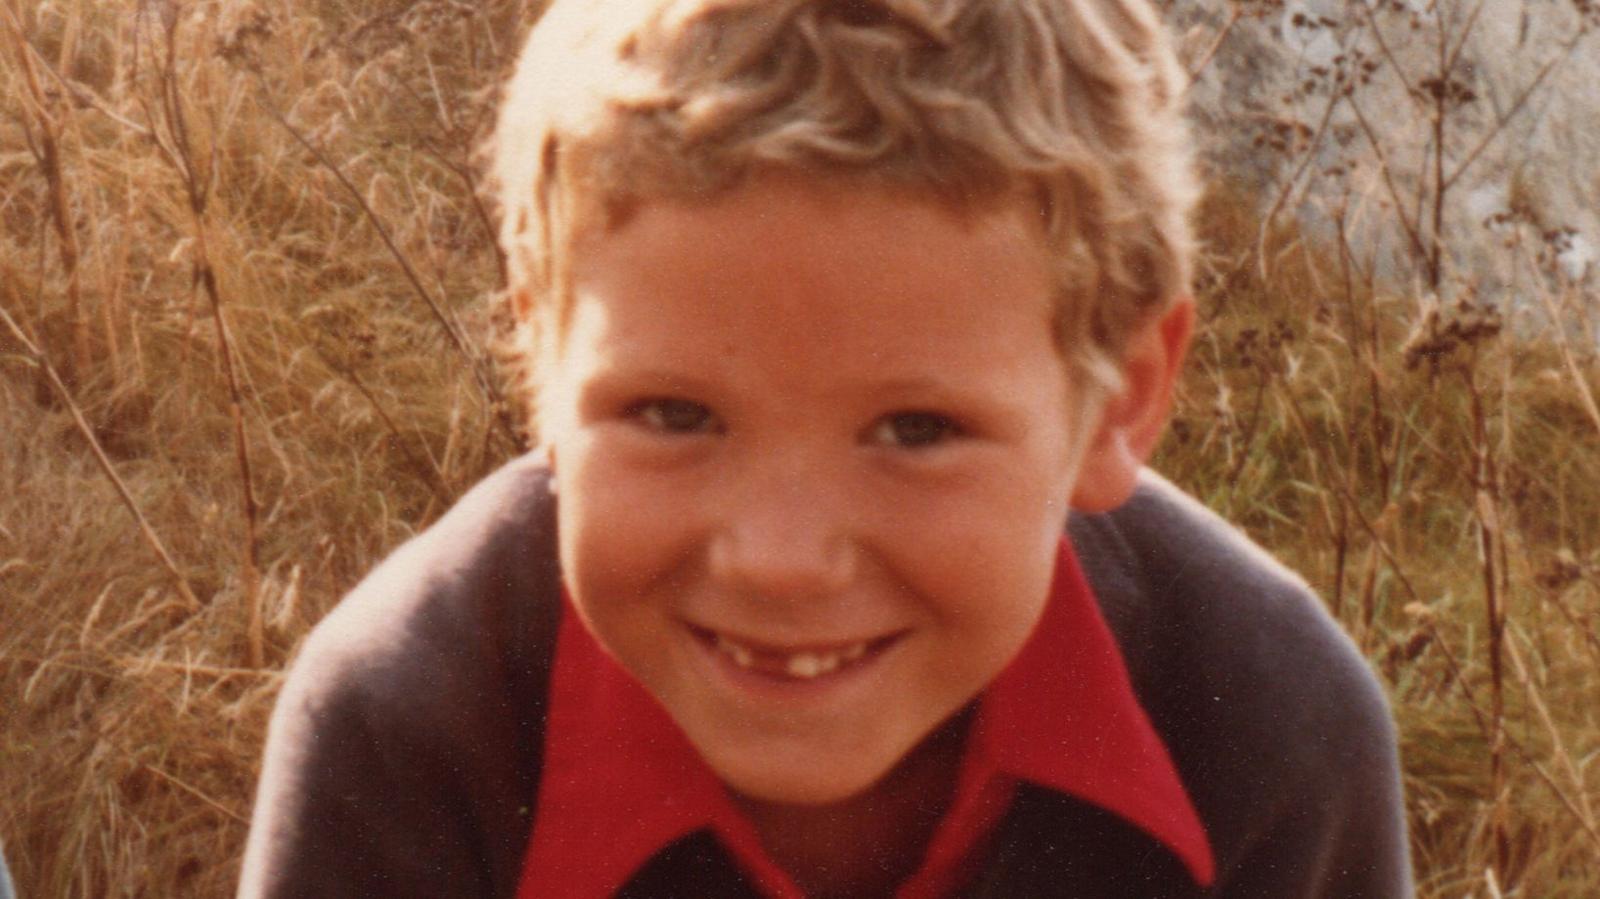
[735,708,973,898]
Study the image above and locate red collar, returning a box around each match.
[519,538,1214,898]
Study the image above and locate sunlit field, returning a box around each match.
[3,1,1598,895]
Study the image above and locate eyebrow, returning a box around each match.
[574,364,726,400]
[578,361,1038,423]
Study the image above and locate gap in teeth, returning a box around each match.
[713,634,871,679]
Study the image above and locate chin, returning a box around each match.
[712,748,896,809]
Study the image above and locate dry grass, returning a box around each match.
[2,1,1598,896]
[1164,185,1600,896]
[2,1,529,894]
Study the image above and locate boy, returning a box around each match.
[240,0,1411,896]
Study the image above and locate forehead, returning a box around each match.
[551,175,1074,411]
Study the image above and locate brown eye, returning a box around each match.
[871,412,959,449]
[631,398,718,434]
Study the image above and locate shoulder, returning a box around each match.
[1070,469,1392,755]
[1070,469,1411,895]
[241,454,562,898]
[273,451,563,776]
[289,453,561,712]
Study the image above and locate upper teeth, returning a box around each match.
[714,634,871,679]
[718,636,754,668]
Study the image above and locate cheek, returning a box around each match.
[894,448,1074,559]
[555,439,700,590]
[554,464,682,670]
[931,530,1056,639]
[872,471,1064,637]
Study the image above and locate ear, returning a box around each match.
[1069,296,1194,513]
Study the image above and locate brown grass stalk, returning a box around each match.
[245,75,522,451]
[1531,283,1600,440]
[1462,359,1511,880]
[339,365,454,506]
[116,657,280,680]
[1404,609,1600,856]
[4,3,90,382]
[143,764,248,826]
[0,303,199,610]
[1255,85,1343,281]
[1273,377,1424,609]
[1504,638,1598,839]
[144,9,265,667]
[1184,4,1244,85]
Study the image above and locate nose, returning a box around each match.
[706,456,858,602]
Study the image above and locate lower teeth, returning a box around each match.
[712,635,866,679]
[786,654,833,678]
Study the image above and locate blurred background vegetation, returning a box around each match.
[2,0,1597,895]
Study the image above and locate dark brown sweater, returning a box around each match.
[238,456,1412,897]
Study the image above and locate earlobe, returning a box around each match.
[1069,296,1194,513]
[1070,429,1142,514]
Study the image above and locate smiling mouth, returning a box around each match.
[687,624,903,680]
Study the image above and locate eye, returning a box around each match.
[628,397,720,435]
[870,411,961,449]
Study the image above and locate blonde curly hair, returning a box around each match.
[489,0,1197,424]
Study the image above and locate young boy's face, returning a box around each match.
[543,175,1104,808]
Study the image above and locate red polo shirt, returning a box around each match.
[518,538,1214,898]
